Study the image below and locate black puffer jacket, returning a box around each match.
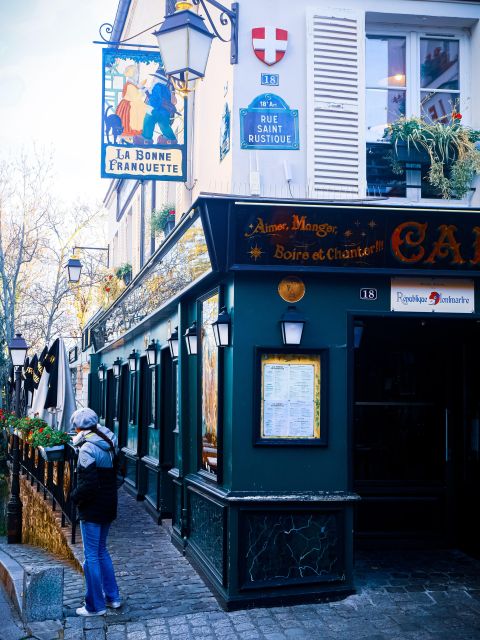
[71,426,118,524]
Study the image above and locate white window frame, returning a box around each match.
[366,25,471,205]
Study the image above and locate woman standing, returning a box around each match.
[70,408,121,616]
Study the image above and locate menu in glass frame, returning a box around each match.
[259,352,324,444]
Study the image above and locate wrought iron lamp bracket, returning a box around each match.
[95,0,239,63]
[192,0,239,63]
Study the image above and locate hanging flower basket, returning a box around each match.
[38,445,65,462]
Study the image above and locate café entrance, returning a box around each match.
[353,315,480,556]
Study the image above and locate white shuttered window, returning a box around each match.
[307,7,365,197]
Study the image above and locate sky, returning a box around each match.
[0,0,119,205]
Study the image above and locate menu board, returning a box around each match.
[260,353,321,441]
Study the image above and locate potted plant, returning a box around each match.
[30,426,71,462]
[115,263,133,285]
[384,113,480,199]
[151,204,176,237]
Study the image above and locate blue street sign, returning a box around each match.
[261,73,279,86]
[240,94,299,151]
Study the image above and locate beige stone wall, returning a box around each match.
[20,476,82,573]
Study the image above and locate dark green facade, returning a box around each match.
[88,196,480,608]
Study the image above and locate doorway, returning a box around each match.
[353,316,480,555]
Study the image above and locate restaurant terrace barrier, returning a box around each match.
[8,436,79,547]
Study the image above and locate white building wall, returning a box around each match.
[105,0,480,249]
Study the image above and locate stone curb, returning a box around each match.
[0,548,23,616]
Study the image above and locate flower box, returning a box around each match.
[38,445,65,462]
[163,217,175,236]
[393,141,430,165]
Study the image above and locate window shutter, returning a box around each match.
[307,7,365,197]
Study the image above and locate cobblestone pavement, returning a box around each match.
[1,489,480,639]
[0,581,25,640]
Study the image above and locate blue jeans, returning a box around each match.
[80,521,120,612]
[142,109,176,141]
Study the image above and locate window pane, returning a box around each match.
[366,36,406,88]
[420,39,459,90]
[148,428,160,459]
[366,89,406,142]
[201,293,219,475]
[151,368,156,425]
[366,143,406,198]
[421,90,460,123]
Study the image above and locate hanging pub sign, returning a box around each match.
[230,203,480,273]
[101,49,187,181]
[240,94,299,150]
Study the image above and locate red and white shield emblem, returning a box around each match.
[252,27,288,66]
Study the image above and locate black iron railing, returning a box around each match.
[9,436,79,544]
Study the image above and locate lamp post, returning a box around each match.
[7,333,28,544]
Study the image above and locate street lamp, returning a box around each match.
[212,307,231,347]
[66,257,82,284]
[128,349,139,372]
[7,332,29,544]
[66,246,109,284]
[146,339,159,367]
[168,326,179,359]
[153,0,239,94]
[184,321,198,355]
[112,357,123,378]
[280,306,306,346]
[97,364,107,381]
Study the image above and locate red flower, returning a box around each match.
[108,275,113,280]
[105,287,111,292]
[39,428,44,433]
[452,112,462,119]
[169,210,175,215]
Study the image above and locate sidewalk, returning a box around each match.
[0,581,25,640]
[1,489,479,639]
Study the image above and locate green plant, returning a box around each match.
[384,113,480,199]
[30,425,71,448]
[151,204,176,234]
[115,263,132,280]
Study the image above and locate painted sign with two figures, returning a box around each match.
[101,49,186,181]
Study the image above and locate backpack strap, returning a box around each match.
[88,426,114,450]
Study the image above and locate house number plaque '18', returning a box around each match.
[360,288,377,300]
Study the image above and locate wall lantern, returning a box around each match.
[8,333,29,368]
[128,349,139,372]
[112,357,123,378]
[354,321,365,349]
[212,306,231,347]
[280,306,306,346]
[97,364,107,382]
[168,327,179,359]
[146,339,159,367]
[153,0,239,95]
[66,257,82,284]
[184,321,198,356]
